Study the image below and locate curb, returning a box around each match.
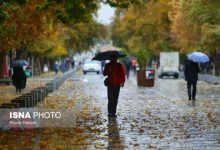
[0,68,77,108]
[179,72,220,84]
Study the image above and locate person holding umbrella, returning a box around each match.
[12,67,27,93]
[103,55,125,117]
[184,59,200,100]
[12,59,28,93]
[185,52,209,100]
[93,50,126,117]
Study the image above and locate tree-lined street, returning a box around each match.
[1,71,219,149]
[1,0,220,149]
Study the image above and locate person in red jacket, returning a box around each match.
[103,55,125,117]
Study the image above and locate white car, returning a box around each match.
[82,59,101,74]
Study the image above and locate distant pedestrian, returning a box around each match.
[124,58,131,79]
[131,58,137,75]
[184,59,200,100]
[43,64,49,73]
[64,59,71,70]
[54,61,59,74]
[12,67,27,93]
[71,59,75,69]
[103,55,125,117]
[60,62,67,73]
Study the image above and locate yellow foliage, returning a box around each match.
[112,0,172,56]
[0,0,49,52]
[45,24,67,58]
[46,41,67,58]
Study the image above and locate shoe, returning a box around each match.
[192,97,196,100]
[188,97,191,100]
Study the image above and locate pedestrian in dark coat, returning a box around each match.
[124,58,131,79]
[53,61,59,75]
[184,60,200,100]
[12,67,27,93]
[103,55,125,117]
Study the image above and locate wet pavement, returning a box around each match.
[79,72,220,149]
[0,70,220,149]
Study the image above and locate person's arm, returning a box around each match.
[184,64,188,76]
[197,64,200,73]
[103,64,109,76]
[184,64,189,81]
[119,64,126,86]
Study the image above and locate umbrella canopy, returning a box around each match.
[187,52,209,63]
[92,50,126,61]
[13,60,29,67]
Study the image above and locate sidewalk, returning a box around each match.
[180,72,220,84]
[0,71,63,106]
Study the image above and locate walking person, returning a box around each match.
[103,55,125,117]
[12,67,27,93]
[184,59,200,100]
[124,58,131,79]
[54,61,59,75]
[131,57,137,75]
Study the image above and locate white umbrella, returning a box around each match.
[13,60,29,67]
[187,52,209,63]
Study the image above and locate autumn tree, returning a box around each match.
[112,0,172,58]
[63,21,107,54]
[0,0,49,76]
[0,0,142,77]
[0,0,48,53]
[169,0,220,75]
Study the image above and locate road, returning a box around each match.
[1,70,220,149]
[71,71,220,149]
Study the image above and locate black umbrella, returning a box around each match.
[92,50,126,61]
[13,60,29,67]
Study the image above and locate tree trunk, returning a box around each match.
[33,56,42,76]
[0,53,6,78]
[214,49,220,76]
[49,60,54,71]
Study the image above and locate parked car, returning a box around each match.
[82,59,101,74]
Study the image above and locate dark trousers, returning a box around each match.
[55,69,58,74]
[187,81,197,100]
[107,86,120,115]
[126,68,130,79]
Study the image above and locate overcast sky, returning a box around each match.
[97,3,115,25]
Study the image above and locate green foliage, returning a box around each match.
[0,9,9,23]
[0,0,109,55]
[136,48,151,69]
[104,0,141,8]
[14,0,28,5]
[170,0,220,53]
[186,0,220,25]
[201,24,220,53]
[63,20,107,53]
[38,0,141,23]
[111,0,172,57]
[27,39,54,55]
